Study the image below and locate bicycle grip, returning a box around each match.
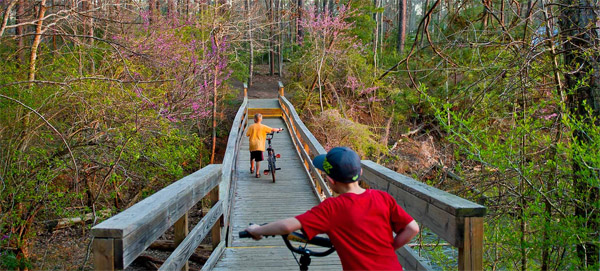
[239,231,252,238]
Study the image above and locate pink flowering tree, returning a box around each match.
[113,15,231,123]
[295,5,358,111]
[289,4,383,119]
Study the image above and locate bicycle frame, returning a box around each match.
[264,132,281,183]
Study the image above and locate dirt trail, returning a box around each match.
[230,65,285,99]
[246,74,283,99]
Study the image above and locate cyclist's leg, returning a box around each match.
[254,151,264,177]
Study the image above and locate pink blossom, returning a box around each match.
[345,76,360,91]
[541,113,558,120]
[113,16,231,123]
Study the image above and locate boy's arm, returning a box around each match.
[245,217,302,240]
[392,220,419,250]
[270,127,283,132]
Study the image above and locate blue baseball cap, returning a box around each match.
[313,147,362,183]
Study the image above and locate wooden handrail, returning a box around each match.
[91,164,222,270]
[277,81,486,271]
[160,200,223,270]
[91,87,250,271]
[220,94,248,220]
[278,94,331,200]
[205,90,249,270]
[361,161,486,270]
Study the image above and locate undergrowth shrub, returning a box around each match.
[308,109,386,158]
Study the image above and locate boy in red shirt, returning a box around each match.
[246,113,283,178]
[245,147,420,270]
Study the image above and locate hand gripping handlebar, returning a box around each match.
[238,229,335,257]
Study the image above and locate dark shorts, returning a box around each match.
[250,151,264,162]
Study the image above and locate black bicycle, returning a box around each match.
[239,228,336,271]
[264,130,282,183]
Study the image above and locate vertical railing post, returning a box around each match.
[458,217,484,271]
[210,186,221,250]
[243,82,248,98]
[93,238,115,271]
[303,142,313,190]
[278,81,284,97]
[174,213,189,271]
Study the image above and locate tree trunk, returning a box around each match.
[297,0,303,44]
[420,0,429,46]
[246,0,253,85]
[28,0,47,83]
[396,0,406,53]
[559,0,600,267]
[149,0,156,23]
[0,0,17,37]
[373,0,378,67]
[210,35,220,164]
[500,0,504,26]
[524,0,533,24]
[185,0,190,19]
[481,0,491,29]
[277,0,282,77]
[82,0,94,44]
[116,0,121,19]
[168,0,176,18]
[269,0,274,76]
[15,0,25,64]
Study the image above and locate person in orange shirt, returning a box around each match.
[246,113,283,178]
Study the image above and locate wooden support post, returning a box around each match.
[278,81,284,97]
[174,213,190,271]
[210,186,221,250]
[303,142,310,174]
[93,237,115,271]
[458,217,484,271]
[243,82,248,98]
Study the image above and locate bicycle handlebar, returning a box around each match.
[267,128,284,135]
[238,229,335,257]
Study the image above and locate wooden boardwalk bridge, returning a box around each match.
[91,83,486,271]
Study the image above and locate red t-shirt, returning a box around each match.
[295,189,414,271]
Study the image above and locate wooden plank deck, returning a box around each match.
[212,100,342,270]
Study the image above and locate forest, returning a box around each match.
[0,0,598,269]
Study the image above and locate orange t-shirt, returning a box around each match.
[246,123,273,151]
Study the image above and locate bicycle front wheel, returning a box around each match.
[269,155,276,183]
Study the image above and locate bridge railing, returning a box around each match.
[90,164,222,271]
[220,84,249,248]
[278,84,332,199]
[90,84,249,270]
[203,83,249,269]
[278,82,486,271]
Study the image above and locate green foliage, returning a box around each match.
[229,49,250,82]
[309,109,386,158]
[0,251,32,270]
[339,0,376,43]
[0,11,235,267]
[419,49,599,269]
